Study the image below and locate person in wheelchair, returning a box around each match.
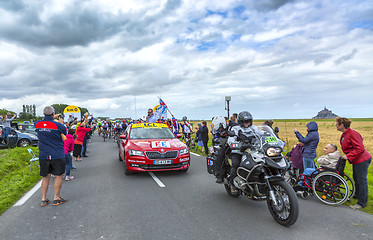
[295,143,341,190]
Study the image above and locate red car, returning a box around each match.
[118,123,190,175]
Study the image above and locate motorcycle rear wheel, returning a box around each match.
[266,181,299,227]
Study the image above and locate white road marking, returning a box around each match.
[14,180,42,206]
[190,152,201,157]
[148,172,166,188]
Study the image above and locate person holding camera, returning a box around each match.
[1,112,17,144]
[35,106,67,206]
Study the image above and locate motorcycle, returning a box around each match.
[206,125,299,226]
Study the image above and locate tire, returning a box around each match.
[266,181,299,227]
[343,174,356,201]
[312,171,349,206]
[18,139,30,147]
[123,158,133,175]
[224,183,240,198]
[180,167,189,172]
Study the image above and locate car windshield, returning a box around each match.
[22,125,35,130]
[129,127,175,140]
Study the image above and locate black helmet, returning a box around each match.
[182,116,187,121]
[238,111,253,127]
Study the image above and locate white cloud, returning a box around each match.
[253,27,301,42]
[0,0,372,119]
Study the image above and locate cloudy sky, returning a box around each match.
[1,0,372,120]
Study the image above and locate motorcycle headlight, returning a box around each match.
[128,149,144,156]
[266,147,282,157]
[180,148,189,155]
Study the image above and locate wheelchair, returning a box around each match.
[285,157,355,206]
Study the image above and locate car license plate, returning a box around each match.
[153,160,172,165]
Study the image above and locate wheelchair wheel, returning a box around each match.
[312,172,349,206]
[343,174,356,201]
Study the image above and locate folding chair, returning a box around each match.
[28,148,39,171]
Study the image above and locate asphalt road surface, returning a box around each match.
[0,134,372,240]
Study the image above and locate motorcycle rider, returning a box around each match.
[227,111,261,192]
[211,116,230,184]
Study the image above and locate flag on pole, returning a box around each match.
[154,98,168,120]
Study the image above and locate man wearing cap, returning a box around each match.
[35,106,67,207]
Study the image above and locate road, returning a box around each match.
[0,134,372,240]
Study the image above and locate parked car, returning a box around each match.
[0,125,39,148]
[18,123,37,136]
[118,123,190,175]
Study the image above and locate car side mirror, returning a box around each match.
[227,131,235,137]
[119,135,127,139]
[274,126,279,133]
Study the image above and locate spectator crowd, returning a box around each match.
[3,105,367,211]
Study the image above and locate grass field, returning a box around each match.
[190,118,373,214]
[0,147,41,215]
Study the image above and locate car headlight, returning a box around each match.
[128,149,144,156]
[180,148,189,155]
[266,147,282,157]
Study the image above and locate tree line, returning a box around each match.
[1,104,89,121]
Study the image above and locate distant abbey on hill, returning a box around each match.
[313,107,339,119]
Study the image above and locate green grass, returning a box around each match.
[0,147,41,215]
[343,162,373,214]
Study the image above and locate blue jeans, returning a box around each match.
[2,127,10,142]
[81,137,88,156]
[303,157,315,169]
[65,153,73,177]
[299,168,317,186]
[353,158,372,208]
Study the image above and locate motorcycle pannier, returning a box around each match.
[206,155,214,174]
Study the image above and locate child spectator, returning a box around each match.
[64,128,75,181]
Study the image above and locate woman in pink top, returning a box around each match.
[64,128,75,181]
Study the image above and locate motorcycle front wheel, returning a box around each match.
[266,181,299,227]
